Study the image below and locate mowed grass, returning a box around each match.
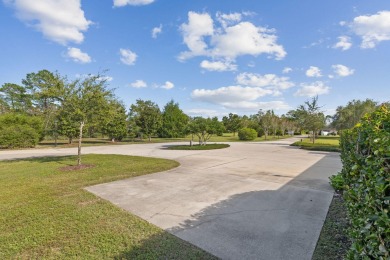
[291,136,340,152]
[36,133,291,149]
[167,143,230,150]
[0,154,216,259]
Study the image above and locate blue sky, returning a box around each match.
[1,0,389,117]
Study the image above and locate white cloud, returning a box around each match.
[220,100,290,110]
[216,12,242,28]
[200,60,237,71]
[130,80,147,88]
[333,36,352,51]
[152,24,162,38]
[236,73,294,92]
[179,12,214,59]
[282,67,292,74]
[191,85,289,111]
[113,0,154,7]
[332,64,355,77]
[98,76,113,82]
[294,81,330,97]
[211,22,286,60]
[119,48,137,65]
[349,11,390,48]
[179,11,286,62]
[306,66,322,77]
[191,85,273,108]
[160,81,174,90]
[186,108,220,117]
[4,0,91,45]
[66,47,91,63]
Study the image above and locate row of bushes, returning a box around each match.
[0,114,43,149]
[331,104,389,258]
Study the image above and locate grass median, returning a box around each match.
[0,154,216,259]
[291,136,340,152]
[167,143,230,150]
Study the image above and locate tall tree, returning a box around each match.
[129,99,162,142]
[257,110,275,140]
[222,113,242,136]
[101,100,128,142]
[22,70,65,131]
[0,83,31,112]
[159,100,189,138]
[331,99,377,130]
[59,74,113,165]
[187,117,224,145]
[296,96,326,143]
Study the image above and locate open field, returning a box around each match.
[291,136,340,152]
[0,154,215,259]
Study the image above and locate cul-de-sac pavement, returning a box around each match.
[0,137,341,260]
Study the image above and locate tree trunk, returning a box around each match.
[148,135,151,142]
[312,130,316,144]
[68,137,73,144]
[111,137,115,142]
[77,121,84,166]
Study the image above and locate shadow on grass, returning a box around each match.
[114,232,217,260]
[0,155,75,166]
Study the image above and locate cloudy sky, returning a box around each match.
[1,0,389,117]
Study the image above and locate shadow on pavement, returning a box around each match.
[162,154,340,260]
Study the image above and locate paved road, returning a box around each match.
[1,138,341,259]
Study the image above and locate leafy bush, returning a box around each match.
[0,113,43,148]
[329,173,344,191]
[0,113,44,141]
[338,104,389,259]
[0,125,39,148]
[238,128,257,140]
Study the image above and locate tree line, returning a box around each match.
[0,70,382,152]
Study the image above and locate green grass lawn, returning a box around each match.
[166,143,230,150]
[0,154,216,259]
[37,133,291,149]
[291,136,340,152]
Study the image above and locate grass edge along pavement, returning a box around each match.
[166,143,230,150]
[290,136,341,152]
[312,190,351,260]
[32,133,290,150]
[0,154,217,259]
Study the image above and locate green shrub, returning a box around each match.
[0,125,39,148]
[339,104,389,259]
[0,113,43,148]
[0,113,44,141]
[238,128,257,140]
[329,173,344,191]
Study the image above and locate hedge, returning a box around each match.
[0,113,43,148]
[238,128,257,140]
[338,104,389,259]
[0,125,40,148]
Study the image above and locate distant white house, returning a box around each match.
[320,129,337,136]
[321,130,330,136]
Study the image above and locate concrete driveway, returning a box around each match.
[0,138,341,259]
